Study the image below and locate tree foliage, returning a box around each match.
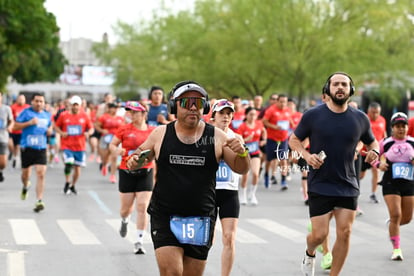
[94,0,414,106]
[0,0,67,88]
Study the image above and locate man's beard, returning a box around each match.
[329,92,350,106]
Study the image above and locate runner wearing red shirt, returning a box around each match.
[237,106,267,205]
[360,102,387,203]
[95,103,124,183]
[262,94,293,190]
[109,101,155,254]
[55,96,94,194]
[229,96,245,131]
[407,116,414,137]
[10,95,30,168]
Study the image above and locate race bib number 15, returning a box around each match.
[170,216,210,246]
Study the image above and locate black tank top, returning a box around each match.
[148,121,218,217]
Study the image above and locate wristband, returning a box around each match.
[237,144,249,158]
[370,149,379,156]
[370,160,380,168]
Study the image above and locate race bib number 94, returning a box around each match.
[170,216,210,246]
[392,162,414,180]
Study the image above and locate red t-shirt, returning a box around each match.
[115,123,155,170]
[230,110,245,131]
[263,105,292,141]
[237,120,264,155]
[98,113,124,135]
[11,103,30,134]
[370,115,386,141]
[290,111,303,131]
[361,115,387,156]
[408,117,414,138]
[55,111,93,151]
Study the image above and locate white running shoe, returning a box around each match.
[301,253,315,276]
[391,248,403,261]
[240,194,248,205]
[250,194,258,206]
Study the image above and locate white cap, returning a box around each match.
[70,95,82,105]
[172,83,208,99]
[212,99,235,112]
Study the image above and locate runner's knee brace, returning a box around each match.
[64,164,73,175]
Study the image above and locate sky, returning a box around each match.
[44,0,195,43]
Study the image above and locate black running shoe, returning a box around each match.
[33,201,45,213]
[63,182,70,194]
[69,186,77,195]
[0,172,4,182]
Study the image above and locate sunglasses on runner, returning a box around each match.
[212,99,235,112]
[125,101,146,112]
[176,97,206,110]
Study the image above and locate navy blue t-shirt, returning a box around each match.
[294,104,375,197]
[147,104,168,127]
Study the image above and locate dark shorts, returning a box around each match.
[216,189,240,219]
[249,153,260,159]
[259,145,266,154]
[90,129,101,140]
[308,192,358,217]
[361,160,372,172]
[118,169,153,193]
[266,139,288,161]
[10,133,21,146]
[150,212,216,260]
[0,142,7,155]
[382,179,414,196]
[21,148,47,168]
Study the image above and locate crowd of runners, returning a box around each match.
[1,75,413,275]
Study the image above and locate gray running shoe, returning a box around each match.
[369,194,379,203]
[119,220,128,238]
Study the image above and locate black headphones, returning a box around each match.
[322,72,355,96]
[167,80,210,115]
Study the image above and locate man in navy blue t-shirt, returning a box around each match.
[289,72,380,276]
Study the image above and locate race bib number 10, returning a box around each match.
[392,162,414,180]
[216,161,233,182]
[170,216,210,246]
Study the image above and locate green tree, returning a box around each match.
[0,0,66,88]
[94,0,414,106]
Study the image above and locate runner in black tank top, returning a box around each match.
[126,82,250,274]
[148,121,218,217]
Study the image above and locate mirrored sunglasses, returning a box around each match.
[215,100,234,108]
[177,97,206,110]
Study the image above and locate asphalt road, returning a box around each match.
[0,157,413,276]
